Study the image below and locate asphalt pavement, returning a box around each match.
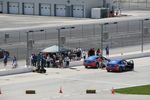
[0,57,150,100]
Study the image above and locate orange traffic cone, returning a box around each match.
[59,87,63,93]
[111,87,115,94]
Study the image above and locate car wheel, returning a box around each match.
[96,63,99,68]
[107,70,110,72]
[85,66,88,69]
[131,66,134,71]
[119,67,123,72]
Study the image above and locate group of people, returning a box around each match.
[1,46,109,69]
[86,46,109,58]
[30,53,70,69]
[3,52,17,68]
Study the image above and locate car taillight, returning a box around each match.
[114,64,118,67]
[114,64,119,70]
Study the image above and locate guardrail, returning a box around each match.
[0,67,32,76]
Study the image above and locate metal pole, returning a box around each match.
[44,30,46,40]
[26,32,30,67]
[141,20,144,52]
[93,24,95,36]
[19,32,21,42]
[58,29,60,53]
[82,25,84,38]
[101,24,104,55]
[26,29,44,67]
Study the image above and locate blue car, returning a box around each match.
[106,59,134,72]
[83,55,109,68]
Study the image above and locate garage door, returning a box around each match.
[8,2,19,14]
[23,3,34,15]
[73,5,84,18]
[55,4,66,16]
[0,2,2,13]
[40,3,51,16]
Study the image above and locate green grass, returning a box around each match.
[115,85,150,95]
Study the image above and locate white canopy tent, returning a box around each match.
[41,45,69,53]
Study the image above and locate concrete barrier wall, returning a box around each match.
[0,67,32,76]
[109,52,150,60]
[70,52,150,67]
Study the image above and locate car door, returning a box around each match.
[120,60,127,71]
[127,60,134,70]
[123,60,130,71]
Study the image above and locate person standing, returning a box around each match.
[105,45,109,56]
[96,48,101,56]
[65,56,70,67]
[59,55,63,68]
[12,56,17,68]
[37,53,41,68]
[82,50,86,59]
[3,53,8,66]
[30,54,34,66]
[33,54,37,67]
[46,55,51,67]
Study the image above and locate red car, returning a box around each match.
[83,55,108,68]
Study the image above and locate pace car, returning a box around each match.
[83,55,109,68]
[106,59,134,72]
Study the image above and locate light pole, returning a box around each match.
[101,22,118,55]
[26,30,33,67]
[57,26,75,53]
[26,29,44,67]
[141,18,149,52]
[101,24,104,55]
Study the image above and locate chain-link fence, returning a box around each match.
[0,19,150,61]
[114,0,150,10]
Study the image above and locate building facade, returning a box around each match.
[0,0,104,18]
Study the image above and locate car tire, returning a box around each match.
[96,63,99,68]
[131,63,134,71]
[119,67,123,72]
[131,66,134,71]
[107,70,110,72]
[85,66,88,69]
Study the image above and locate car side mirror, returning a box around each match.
[129,60,134,64]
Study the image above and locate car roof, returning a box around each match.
[108,59,123,64]
[85,55,99,60]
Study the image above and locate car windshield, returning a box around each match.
[86,56,98,60]
[109,60,121,64]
